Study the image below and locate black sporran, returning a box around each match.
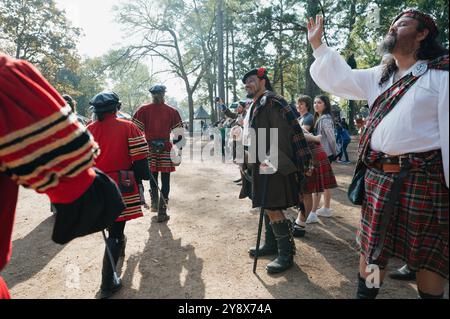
[348,161,367,205]
[118,170,136,193]
[150,139,166,153]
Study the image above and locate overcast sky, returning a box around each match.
[55,0,125,57]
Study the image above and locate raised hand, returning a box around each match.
[307,15,324,50]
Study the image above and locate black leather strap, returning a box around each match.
[371,161,412,262]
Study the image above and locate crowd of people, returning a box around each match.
[0,9,448,300]
[218,9,448,299]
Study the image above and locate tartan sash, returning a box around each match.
[250,91,313,179]
[348,55,448,205]
[358,54,449,164]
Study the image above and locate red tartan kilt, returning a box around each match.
[149,149,176,173]
[358,159,449,280]
[108,171,143,222]
[302,143,337,194]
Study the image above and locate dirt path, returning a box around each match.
[2,139,442,299]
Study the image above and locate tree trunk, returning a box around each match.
[345,0,357,134]
[225,14,230,106]
[216,0,225,104]
[207,69,217,123]
[187,91,195,137]
[305,37,321,98]
[279,1,284,96]
[305,0,321,98]
[231,26,238,102]
[346,54,357,134]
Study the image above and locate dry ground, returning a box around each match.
[2,138,446,299]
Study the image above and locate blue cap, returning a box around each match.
[89,92,121,113]
[149,84,167,94]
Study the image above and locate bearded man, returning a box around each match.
[243,67,313,274]
[308,11,448,299]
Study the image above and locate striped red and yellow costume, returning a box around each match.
[88,114,149,222]
[132,103,183,173]
[0,54,103,298]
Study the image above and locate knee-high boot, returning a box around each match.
[150,189,159,213]
[157,198,170,223]
[266,219,296,274]
[100,237,123,299]
[249,213,277,257]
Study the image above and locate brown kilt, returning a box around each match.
[357,151,449,279]
[302,143,337,194]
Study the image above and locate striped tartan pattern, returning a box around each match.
[128,135,148,161]
[358,151,448,279]
[108,171,143,222]
[117,193,143,222]
[146,121,183,173]
[132,118,145,132]
[355,55,449,277]
[358,55,449,164]
[0,106,98,193]
[148,149,176,173]
[263,92,313,179]
[302,142,337,194]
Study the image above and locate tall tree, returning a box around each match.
[115,0,215,136]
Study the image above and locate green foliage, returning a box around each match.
[0,0,82,93]
[1,0,448,120]
[104,50,155,115]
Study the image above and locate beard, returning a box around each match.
[246,92,255,99]
[378,33,397,55]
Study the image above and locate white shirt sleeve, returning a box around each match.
[438,71,449,187]
[310,44,381,103]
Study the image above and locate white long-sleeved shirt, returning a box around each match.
[310,44,449,187]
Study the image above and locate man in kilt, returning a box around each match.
[308,11,449,298]
[133,85,185,223]
[244,67,313,274]
[88,92,151,298]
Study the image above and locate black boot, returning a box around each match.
[356,274,380,299]
[157,198,170,223]
[266,219,296,274]
[100,237,123,299]
[249,214,277,257]
[150,189,159,213]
